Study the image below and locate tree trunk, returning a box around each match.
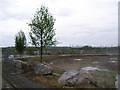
[40,33,43,63]
[40,45,42,63]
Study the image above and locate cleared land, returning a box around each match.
[21,55,118,88]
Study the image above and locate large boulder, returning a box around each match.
[58,69,93,86]
[34,63,53,75]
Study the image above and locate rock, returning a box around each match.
[115,74,120,88]
[8,59,15,65]
[8,55,14,59]
[77,69,93,84]
[34,63,53,75]
[7,59,22,69]
[14,60,22,69]
[58,69,93,86]
[21,61,34,71]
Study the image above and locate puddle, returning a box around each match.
[74,59,82,61]
[92,62,98,64]
[109,61,116,63]
[109,58,117,63]
[82,66,109,71]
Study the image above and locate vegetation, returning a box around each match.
[2,46,117,56]
[15,30,26,55]
[28,5,58,63]
[26,47,37,55]
[52,73,61,77]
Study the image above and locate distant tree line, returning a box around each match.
[2,46,118,56]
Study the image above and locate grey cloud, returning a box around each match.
[0,0,33,21]
[49,0,57,4]
[57,8,74,17]
[0,32,15,47]
[1,7,31,21]
[65,23,117,33]
[1,11,30,21]
[0,0,118,47]
[0,0,13,8]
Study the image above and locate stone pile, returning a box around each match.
[6,56,53,75]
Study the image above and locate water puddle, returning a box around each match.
[74,59,82,61]
[109,58,117,63]
[109,61,116,63]
[82,66,109,71]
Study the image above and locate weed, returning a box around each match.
[52,73,61,77]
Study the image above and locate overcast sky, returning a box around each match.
[0,0,118,47]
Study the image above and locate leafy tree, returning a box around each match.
[28,5,58,63]
[15,30,26,55]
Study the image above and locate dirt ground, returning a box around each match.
[47,55,118,72]
[3,55,118,88]
[46,55,118,88]
[2,62,49,88]
[22,55,118,88]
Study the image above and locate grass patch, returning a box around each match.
[52,73,61,77]
[108,71,118,75]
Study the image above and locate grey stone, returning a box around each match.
[115,74,120,89]
[34,63,53,75]
[12,60,22,69]
[8,55,14,59]
[7,59,13,65]
[58,69,93,86]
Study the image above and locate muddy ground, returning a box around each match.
[45,55,118,88]
[47,55,118,72]
[3,55,118,88]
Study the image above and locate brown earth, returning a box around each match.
[46,55,118,72]
[3,55,118,88]
[45,55,118,88]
